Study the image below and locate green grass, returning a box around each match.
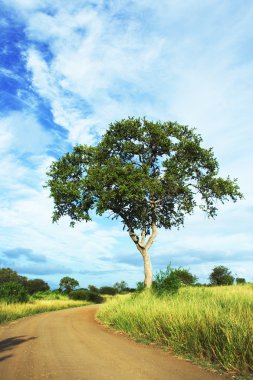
[0,298,89,324]
[97,285,253,378]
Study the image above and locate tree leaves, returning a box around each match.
[45,117,243,233]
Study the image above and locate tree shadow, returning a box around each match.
[0,336,37,362]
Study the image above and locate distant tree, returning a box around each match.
[209,266,234,286]
[173,268,198,286]
[99,286,117,295]
[0,267,27,286]
[88,285,99,293]
[45,117,243,287]
[59,276,79,293]
[26,279,50,295]
[113,281,128,293]
[236,277,246,285]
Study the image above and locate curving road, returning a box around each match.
[0,305,227,380]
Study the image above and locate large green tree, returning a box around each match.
[45,118,243,287]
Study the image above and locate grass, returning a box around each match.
[97,284,253,378]
[0,296,89,325]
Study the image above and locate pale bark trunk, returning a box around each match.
[128,222,157,288]
[142,249,153,288]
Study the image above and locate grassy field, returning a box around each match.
[97,285,253,378]
[0,297,89,325]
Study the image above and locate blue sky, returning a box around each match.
[0,0,252,289]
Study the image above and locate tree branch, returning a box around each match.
[140,229,146,247]
[145,221,157,250]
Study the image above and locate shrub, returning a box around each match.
[31,290,62,300]
[25,279,50,295]
[99,286,117,295]
[153,266,181,295]
[85,292,104,304]
[173,268,198,285]
[69,290,88,300]
[69,290,104,303]
[0,282,29,303]
[136,281,145,292]
[236,278,246,285]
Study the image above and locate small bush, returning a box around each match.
[31,290,63,300]
[69,290,88,300]
[153,266,181,295]
[0,282,29,303]
[136,281,145,292]
[69,290,104,303]
[99,286,117,295]
[85,292,104,304]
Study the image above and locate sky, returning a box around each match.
[0,0,252,289]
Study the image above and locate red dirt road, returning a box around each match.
[0,305,227,380]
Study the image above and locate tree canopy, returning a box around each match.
[209,266,234,285]
[46,118,243,287]
[59,276,79,293]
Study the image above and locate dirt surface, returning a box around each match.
[0,305,227,380]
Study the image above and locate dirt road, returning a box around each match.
[0,305,227,380]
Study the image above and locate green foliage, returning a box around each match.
[136,281,145,292]
[59,276,79,293]
[236,277,246,285]
[173,268,198,285]
[0,282,29,303]
[88,284,99,293]
[209,266,234,285]
[26,279,50,295]
[68,290,88,300]
[0,267,27,286]
[153,266,182,295]
[99,286,117,295]
[85,292,104,303]
[45,117,243,233]
[68,289,104,303]
[31,290,64,300]
[113,281,128,293]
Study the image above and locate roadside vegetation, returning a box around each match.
[97,268,252,379]
[0,295,89,324]
[0,267,131,325]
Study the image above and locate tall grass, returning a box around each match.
[0,298,89,325]
[97,285,253,377]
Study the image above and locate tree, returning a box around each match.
[0,267,28,286]
[209,266,234,285]
[173,268,198,286]
[88,285,99,293]
[45,118,243,287]
[59,276,79,293]
[26,279,50,295]
[236,277,246,285]
[113,281,128,293]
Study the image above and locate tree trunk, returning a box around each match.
[142,249,153,288]
[128,223,157,288]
